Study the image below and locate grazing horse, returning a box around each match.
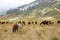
[32,21,34,24]
[12,23,19,32]
[57,21,60,23]
[48,21,54,24]
[1,22,5,24]
[28,22,31,25]
[35,21,37,24]
[0,22,1,24]
[40,20,53,25]
[12,22,23,32]
[22,21,25,25]
[17,22,23,31]
[6,22,9,24]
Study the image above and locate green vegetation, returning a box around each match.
[6,0,60,19]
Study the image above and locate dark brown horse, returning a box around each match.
[35,21,37,24]
[12,23,19,32]
[40,20,53,25]
[28,22,31,25]
[22,21,25,25]
[0,22,1,24]
[1,22,5,24]
[6,22,9,24]
[57,20,60,23]
[32,21,34,24]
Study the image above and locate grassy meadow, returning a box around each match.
[0,18,60,40]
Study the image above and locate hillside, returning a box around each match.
[4,0,60,19]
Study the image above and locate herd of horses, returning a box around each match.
[0,20,60,25]
[12,20,60,32]
[0,20,60,32]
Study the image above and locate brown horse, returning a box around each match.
[57,21,60,23]
[1,22,5,24]
[35,21,37,24]
[22,21,25,25]
[28,22,31,25]
[40,20,53,25]
[12,23,19,32]
[6,22,9,24]
[0,22,1,24]
[32,21,34,24]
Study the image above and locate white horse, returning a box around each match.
[17,23,23,32]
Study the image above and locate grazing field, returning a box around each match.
[0,19,60,40]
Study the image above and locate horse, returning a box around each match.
[28,21,31,25]
[40,20,53,25]
[57,20,60,23]
[12,23,19,32]
[35,21,37,24]
[22,21,25,25]
[1,22,5,24]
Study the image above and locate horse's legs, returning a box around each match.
[13,29,16,32]
[16,27,18,32]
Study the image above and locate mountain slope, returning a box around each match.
[6,0,60,19]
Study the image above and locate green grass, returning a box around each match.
[44,7,55,13]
